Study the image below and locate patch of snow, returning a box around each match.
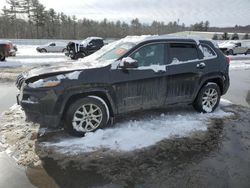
[138,64,166,72]
[122,57,137,64]
[44,107,233,153]
[56,74,66,80]
[28,79,44,88]
[230,60,250,70]
[0,60,22,67]
[66,71,81,80]
[220,98,233,106]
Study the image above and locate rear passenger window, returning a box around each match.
[201,44,216,58]
[169,43,198,64]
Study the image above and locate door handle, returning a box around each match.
[196,62,206,69]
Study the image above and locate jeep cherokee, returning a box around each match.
[16,35,230,136]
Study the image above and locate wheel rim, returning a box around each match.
[72,103,103,132]
[202,88,218,112]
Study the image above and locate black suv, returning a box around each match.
[66,37,104,60]
[16,36,230,136]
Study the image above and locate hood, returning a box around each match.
[218,42,236,48]
[24,60,114,80]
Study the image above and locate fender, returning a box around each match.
[193,74,225,101]
[56,87,117,121]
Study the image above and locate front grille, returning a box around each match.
[16,73,25,90]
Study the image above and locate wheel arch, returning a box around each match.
[194,77,224,102]
[61,91,115,123]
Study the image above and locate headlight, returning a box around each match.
[28,79,61,88]
[42,81,61,88]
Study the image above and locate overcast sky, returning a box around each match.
[1,0,250,27]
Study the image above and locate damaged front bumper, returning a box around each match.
[17,85,63,128]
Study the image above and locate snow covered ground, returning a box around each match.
[0,99,233,166]
[0,45,70,68]
[43,99,233,154]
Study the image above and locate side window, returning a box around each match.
[235,42,241,47]
[169,43,198,64]
[201,44,216,58]
[130,43,165,67]
[50,43,56,46]
[90,40,96,46]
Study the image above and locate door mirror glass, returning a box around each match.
[119,57,138,69]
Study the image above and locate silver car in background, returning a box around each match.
[36,42,67,53]
[219,40,250,55]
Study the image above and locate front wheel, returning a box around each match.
[0,55,6,61]
[193,83,221,113]
[65,97,109,136]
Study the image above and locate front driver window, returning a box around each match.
[130,43,165,67]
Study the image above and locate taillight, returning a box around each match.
[4,44,11,50]
[225,56,230,64]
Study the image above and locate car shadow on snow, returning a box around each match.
[31,105,237,188]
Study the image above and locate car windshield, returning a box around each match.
[81,38,91,46]
[97,42,136,61]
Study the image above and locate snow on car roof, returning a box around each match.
[87,37,103,40]
[143,34,208,44]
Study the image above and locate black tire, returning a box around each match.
[193,83,221,113]
[65,97,108,136]
[0,55,6,61]
[245,49,250,55]
[70,52,86,60]
[40,49,47,53]
[228,49,234,55]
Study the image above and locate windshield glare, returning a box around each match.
[97,42,136,61]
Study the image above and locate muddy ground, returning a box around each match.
[32,105,249,188]
[1,104,250,188]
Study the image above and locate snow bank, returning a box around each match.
[0,60,22,67]
[230,60,250,70]
[44,106,233,153]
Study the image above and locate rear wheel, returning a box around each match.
[65,97,108,136]
[40,49,47,53]
[193,83,221,113]
[228,49,234,55]
[245,49,250,55]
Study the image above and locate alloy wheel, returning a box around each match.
[72,103,103,132]
[202,88,218,112]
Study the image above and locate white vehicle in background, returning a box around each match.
[219,40,250,55]
[36,42,67,53]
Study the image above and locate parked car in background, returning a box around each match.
[219,40,250,55]
[16,35,230,136]
[0,40,12,61]
[9,43,18,56]
[66,37,104,60]
[36,42,67,53]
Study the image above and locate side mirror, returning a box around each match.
[119,57,138,69]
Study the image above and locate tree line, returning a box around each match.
[0,0,249,40]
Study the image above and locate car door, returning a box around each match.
[47,43,56,52]
[110,42,167,114]
[164,42,203,104]
[87,40,99,54]
[234,42,245,54]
